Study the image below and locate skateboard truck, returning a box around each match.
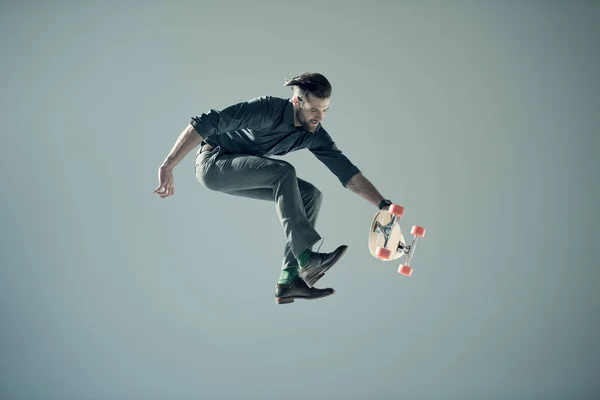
[370,204,426,276]
[373,219,411,255]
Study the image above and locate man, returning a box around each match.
[154,73,393,304]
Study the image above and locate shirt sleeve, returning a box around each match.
[190,96,273,140]
[309,128,361,187]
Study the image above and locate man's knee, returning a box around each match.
[274,159,296,174]
[312,186,323,204]
[267,159,297,181]
[300,181,323,206]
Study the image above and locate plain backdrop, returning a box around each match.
[1,0,599,399]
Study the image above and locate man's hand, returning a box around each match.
[153,124,204,199]
[153,166,175,198]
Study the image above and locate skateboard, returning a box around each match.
[368,204,426,276]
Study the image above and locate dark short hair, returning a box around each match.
[283,72,332,101]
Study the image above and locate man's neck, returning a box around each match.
[293,108,301,127]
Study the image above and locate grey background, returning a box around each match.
[1,0,599,399]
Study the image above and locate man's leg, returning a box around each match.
[196,149,321,258]
[195,147,347,288]
[222,181,335,304]
[224,178,323,276]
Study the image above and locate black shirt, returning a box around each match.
[190,96,361,187]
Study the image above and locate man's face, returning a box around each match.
[294,93,330,132]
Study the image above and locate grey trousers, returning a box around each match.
[194,146,323,270]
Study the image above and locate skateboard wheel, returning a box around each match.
[389,204,404,217]
[375,247,392,260]
[398,265,413,276]
[411,225,426,237]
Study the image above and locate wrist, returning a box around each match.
[160,163,174,172]
[378,199,392,210]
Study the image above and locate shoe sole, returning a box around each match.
[302,246,348,288]
[276,297,295,304]
[275,290,335,304]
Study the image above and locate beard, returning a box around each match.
[296,109,318,132]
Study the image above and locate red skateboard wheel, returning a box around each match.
[375,247,392,260]
[389,204,404,217]
[411,225,426,237]
[398,265,413,276]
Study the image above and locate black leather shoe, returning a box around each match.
[275,277,335,304]
[298,245,348,288]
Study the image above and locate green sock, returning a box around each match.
[297,249,312,268]
[278,266,299,285]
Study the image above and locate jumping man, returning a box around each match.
[154,73,393,304]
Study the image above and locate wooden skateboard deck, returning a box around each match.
[367,204,426,276]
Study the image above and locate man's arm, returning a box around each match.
[345,172,387,208]
[153,124,203,198]
[153,97,271,198]
[162,96,271,170]
[191,96,272,141]
[160,124,204,171]
[308,128,389,208]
